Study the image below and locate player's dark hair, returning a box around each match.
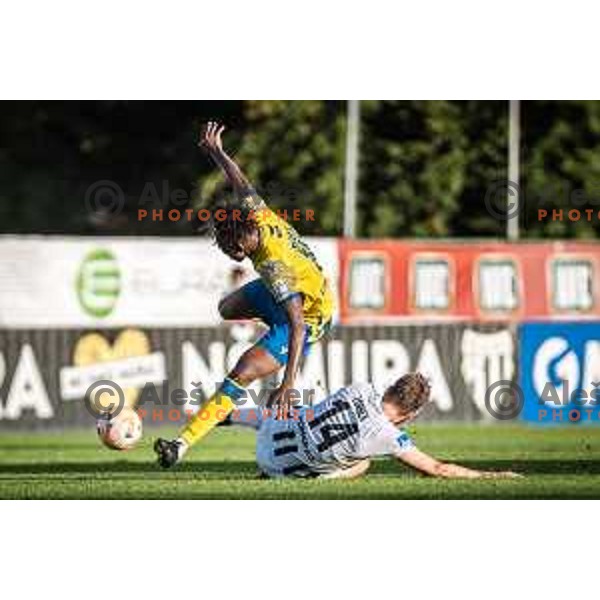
[211,208,258,255]
[385,372,431,415]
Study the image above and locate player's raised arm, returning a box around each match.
[397,447,522,480]
[199,121,254,198]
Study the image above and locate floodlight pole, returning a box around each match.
[507,100,520,241]
[343,100,361,238]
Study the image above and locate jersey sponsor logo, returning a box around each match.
[272,280,292,299]
[396,431,413,451]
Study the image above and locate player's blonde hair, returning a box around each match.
[385,372,431,416]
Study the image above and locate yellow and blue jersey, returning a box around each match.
[240,192,334,344]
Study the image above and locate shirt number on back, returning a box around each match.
[309,400,358,452]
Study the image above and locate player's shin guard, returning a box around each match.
[179,377,246,447]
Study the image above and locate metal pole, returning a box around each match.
[507,100,520,240]
[343,100,361,237]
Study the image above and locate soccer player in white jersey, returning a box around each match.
[223,373,521,480]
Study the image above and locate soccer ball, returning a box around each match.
[96,408,143,451]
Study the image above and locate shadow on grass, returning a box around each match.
[1,458,600,477]
[0,444,98,452]
[0,460,258,476]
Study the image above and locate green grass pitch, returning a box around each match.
[1,424,599,499]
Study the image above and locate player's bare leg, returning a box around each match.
[154,345,281,468]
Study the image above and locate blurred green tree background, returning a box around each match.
[1,100,599,238]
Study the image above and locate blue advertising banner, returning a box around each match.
[520,322,600,424]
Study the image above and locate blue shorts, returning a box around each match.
[240,279,331,365]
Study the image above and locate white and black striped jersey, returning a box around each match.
[255,383,416,478]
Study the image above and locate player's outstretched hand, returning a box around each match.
[199,121,225,154]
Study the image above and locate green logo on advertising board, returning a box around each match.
[77,248,121,318]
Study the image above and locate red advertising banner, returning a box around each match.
[339,240,600,323]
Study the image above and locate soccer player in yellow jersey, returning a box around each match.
[154,121,335,468]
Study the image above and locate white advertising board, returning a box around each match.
[0,236,339,328]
